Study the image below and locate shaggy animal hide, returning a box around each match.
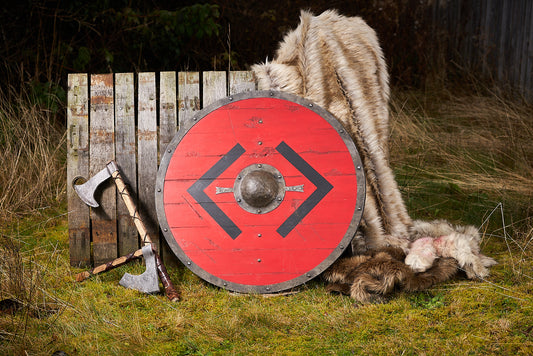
[252,10,496,282]
[323,247,458,303]
[406,220,497,279]
[252,10,412,251]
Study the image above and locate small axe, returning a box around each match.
[73,161,180,302]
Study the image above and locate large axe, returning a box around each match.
[73,161,180,302]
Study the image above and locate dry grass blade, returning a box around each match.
[0,84,66,220]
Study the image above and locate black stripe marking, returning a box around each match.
[187,144,245,239]
[276,141,333,237]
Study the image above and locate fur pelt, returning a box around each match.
[252,10,412,251]
[406,220,497,279]
[323,247,458,303]
[252,11,496,281]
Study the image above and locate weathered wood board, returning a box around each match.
[115,73,138,256]
[67,73,91,267]
[89,74,117,266]
[67,71,257,266]
[137,72,159,251]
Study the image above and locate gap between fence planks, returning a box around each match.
[67,71,256,267]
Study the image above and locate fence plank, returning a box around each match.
[229,71,256,95]
[178,72,200,128]
[137,72,159,251]
[159,71,178,264]
[202,71,227,106]
[115,73,138,256]
[159,71,177,156]
[67,73,91,267]
[89,73,117,265]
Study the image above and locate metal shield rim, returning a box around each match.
[155,90,366,294]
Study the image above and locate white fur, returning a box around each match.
[252,10,412,251]
[406,220,497,279]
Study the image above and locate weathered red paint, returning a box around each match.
[162,97,359,286]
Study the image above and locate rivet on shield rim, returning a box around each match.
[164,228,168,232]
[157,188,161,192]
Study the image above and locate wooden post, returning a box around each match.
[137,72,159,252]
[159,71,178,264]
[89,74,117,265]
[115,73,138,256]
[178,72,200,128]
[202,71,227,106]
[229,71,256,95]
[67,73,91,267]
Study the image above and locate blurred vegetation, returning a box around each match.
[1,1,441,91]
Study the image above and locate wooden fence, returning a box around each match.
[67,71,256,267]
[431,0,533,99]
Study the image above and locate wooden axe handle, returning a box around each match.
[75,248,143,282]
[154,250,181,302]
[109,163,180,302]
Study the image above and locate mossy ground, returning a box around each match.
[1,89,532,355]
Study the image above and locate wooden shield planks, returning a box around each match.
[89,73,117,265]
[137,72,159,251]
[67,73,91,267]
[156,91,365,293]
[115,73,138,256]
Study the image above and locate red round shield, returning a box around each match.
[155,91,365,293]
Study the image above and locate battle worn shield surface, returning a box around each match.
[156,91,365,293]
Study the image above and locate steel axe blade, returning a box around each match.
[119,245,160,294]
[72,161,118,207]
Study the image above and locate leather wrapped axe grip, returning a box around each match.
[75,161,180,302]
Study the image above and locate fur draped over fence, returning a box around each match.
[252,10,413,252]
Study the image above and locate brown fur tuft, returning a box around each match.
[323,247,458,303]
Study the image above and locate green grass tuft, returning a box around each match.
[1,88,533,355]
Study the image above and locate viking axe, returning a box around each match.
[73,160,180,302]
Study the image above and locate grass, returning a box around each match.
[1,84,532,355]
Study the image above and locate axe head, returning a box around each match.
[119,245,160,294]
[72,161,118,208]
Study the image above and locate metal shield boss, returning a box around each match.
[156,91,365,293]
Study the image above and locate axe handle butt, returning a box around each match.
[75,248,144,282]
[154,251,181,302]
